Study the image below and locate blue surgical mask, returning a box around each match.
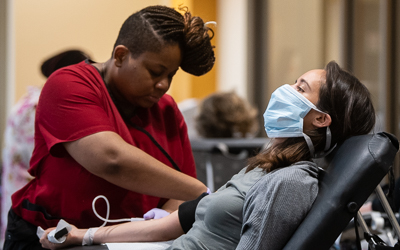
[264,84,332,158]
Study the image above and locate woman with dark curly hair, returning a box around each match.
[40,61,376,250]
[4,5,215,250]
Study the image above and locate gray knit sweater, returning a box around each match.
[237,162,319,249]
[168,162,319,250]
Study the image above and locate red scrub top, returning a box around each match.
[11,61,196,229]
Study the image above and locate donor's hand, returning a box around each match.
[40,225,86,250]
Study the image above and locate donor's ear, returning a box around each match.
[313,113,332,128]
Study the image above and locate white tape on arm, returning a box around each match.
[82,227,100,246]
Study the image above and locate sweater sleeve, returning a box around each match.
[236,167,318,250]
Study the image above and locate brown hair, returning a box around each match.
[195,92,259,138]
[113,5,215,76]
[247,61,376,173]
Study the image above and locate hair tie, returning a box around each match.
[204,21,217,28]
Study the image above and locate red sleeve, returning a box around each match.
[36,66,116,157]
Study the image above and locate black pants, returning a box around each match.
[3,209,45,250]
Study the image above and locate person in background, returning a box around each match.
[40,61,376,250]
[0,49,90,246]
[195,91,259,138]
[4,5,215,250]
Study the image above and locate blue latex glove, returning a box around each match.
[143,208,170,220]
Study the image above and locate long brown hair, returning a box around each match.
[246,61,375,173]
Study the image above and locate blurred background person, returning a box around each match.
[184,91,261,191]
[195,91,259,138]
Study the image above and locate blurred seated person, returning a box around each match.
[0,49,90,244]
[195,91,259,138]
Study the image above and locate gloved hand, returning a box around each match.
[143,208,170,220]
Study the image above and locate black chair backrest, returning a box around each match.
[283,132,399,250]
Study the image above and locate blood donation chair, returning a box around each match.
[63,132,398,250]
[283,132,399,250]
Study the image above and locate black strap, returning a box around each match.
[178,193,208,233]
[22,199,61,220]
[131,124,181,172]
[95,64,182,173]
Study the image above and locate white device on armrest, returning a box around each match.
[36,195,143,244]
[36,219,72,243]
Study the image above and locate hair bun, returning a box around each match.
[180,13,215,76]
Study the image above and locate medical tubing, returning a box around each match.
[92,195,132,227]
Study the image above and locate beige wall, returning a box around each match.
[324,0,344,66]
[1,0,218,161]
[216,0,248,99]
[14,0,169,103]
[170,0,218,102]
[0,1,7,157]
[267,0,325,95]
[14,0,217,104]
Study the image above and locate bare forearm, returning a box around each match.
[40,212,184,249]
[93,211,183,243]
[100,148,205,200]
[64,131,207,201]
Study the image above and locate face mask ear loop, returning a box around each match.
[313,126,337,159]
[324,126,332,151]
[317,144,337,158]
[302,132,315,158]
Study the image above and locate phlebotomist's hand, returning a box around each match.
[143,208,170,220]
